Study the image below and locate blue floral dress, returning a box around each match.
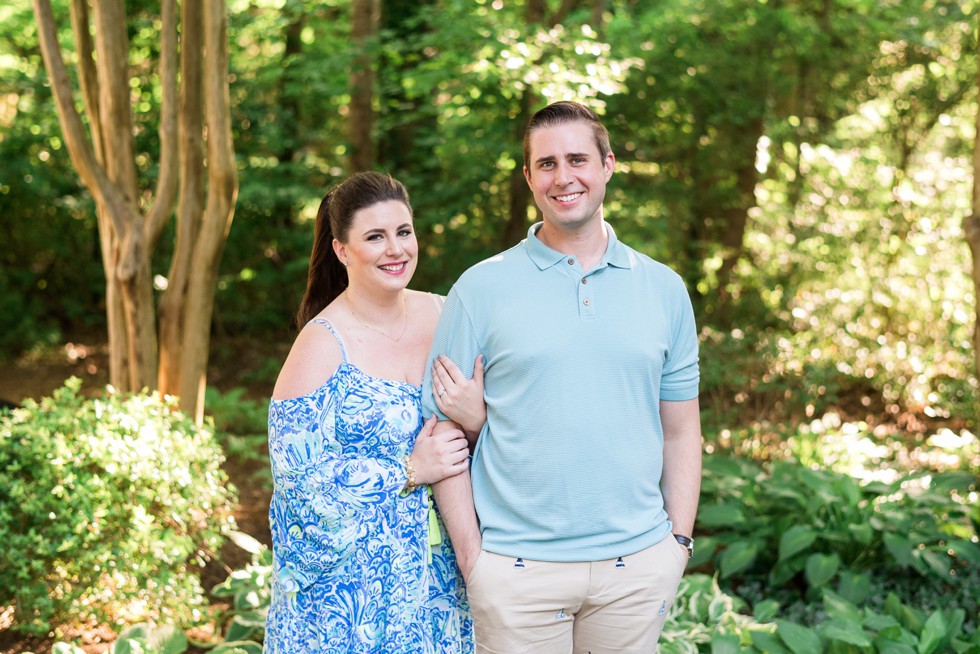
[265,319,473,653]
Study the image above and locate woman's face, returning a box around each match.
[334,200,418,293]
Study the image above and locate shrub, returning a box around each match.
[0,378,238,635]
[695,454,980,625]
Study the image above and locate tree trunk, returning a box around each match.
[965,17,980,387]
[176,0,238,423]
[349,0,380,172]
[158,0,205,404]
[34,0,236,420]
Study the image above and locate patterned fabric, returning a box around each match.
[265,319,473,653]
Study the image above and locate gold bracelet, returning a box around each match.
[404,454,418,493]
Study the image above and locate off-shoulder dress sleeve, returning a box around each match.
[267,372,409,595]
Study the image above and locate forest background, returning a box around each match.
[0,0,978,653]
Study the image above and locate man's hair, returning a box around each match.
[523,101,612,168]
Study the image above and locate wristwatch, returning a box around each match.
[673,534,694,559]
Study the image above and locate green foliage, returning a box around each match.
[697,452,979,624]
[208,546,271,648]
[662,573,980,653]
[204,387,267,436]
[204,387,271,490]
[0,378,238,635]
[659,573,767,653]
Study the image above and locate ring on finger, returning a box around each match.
[438,388,446,397]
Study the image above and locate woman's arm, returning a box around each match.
[432,354,486,445]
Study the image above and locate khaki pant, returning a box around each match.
[465,536,689,653]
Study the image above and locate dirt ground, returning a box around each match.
[0,335,285,654]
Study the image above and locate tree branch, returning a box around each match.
[145,0,179,248]
[32,0,129,238]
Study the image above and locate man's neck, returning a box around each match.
[537,218,609,271]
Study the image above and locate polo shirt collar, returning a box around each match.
[525,221,633,270]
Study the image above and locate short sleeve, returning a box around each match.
[660,280,700,401]
[421,287,483,420]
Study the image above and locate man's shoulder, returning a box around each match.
[455,241,530,289]
[617,241,687,287]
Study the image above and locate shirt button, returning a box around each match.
[567,258,575,265]
[583,299,590,306]
[581,278,588,284]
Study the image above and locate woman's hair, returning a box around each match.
[522,100,612,169]
[295,171,412,328]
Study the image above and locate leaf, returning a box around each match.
[775,620,823,654]
[863,613,901,636]
[883,532,914,567]
[228,530,265,555]
[52,645,87,654]
[116,625,150,642]
[817,618,873,647]
[754,599,781,623]
[821,588,860,623]
[778,525,817,561]
[750,630,791,654]
[836,571,872,605]
[918,610,948,654]
[147,624,188,654]
[847,522,873,545]
[918,549,952,577]
[710,634,740,654]
[210,642,264,654]
[224,615,258,642]
[949,539,980,564]
[804,552,840,588]
[689,536,717,568]
[873,638,917,654]
[698,503,746,527]
[719,541,760,578]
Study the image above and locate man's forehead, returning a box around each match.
[529,121,599,156]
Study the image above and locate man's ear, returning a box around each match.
[604,152,615,181]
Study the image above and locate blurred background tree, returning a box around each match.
[0,0,975,426]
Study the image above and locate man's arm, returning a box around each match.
[660,398,702,538]
[430,420,482,580]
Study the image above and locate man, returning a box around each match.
[424,101,702,653]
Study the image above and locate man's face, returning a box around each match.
[523,120,614,233]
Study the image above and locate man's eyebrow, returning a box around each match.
[534,152,591,165]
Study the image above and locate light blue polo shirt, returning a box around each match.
[422,222,699,562]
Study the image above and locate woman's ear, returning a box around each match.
[332,238,347,266]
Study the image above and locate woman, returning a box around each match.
[265,171,484,653]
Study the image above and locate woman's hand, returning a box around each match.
[410,416,470,486]
[432,354,486,438]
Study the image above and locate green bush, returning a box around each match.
[662,574,980,653]
[696,454,980,623]
[0,378,238,635]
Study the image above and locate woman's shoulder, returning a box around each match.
[271,317,346,401]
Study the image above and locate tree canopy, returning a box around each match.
[0,0,976,423]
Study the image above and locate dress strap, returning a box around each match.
[308,318,349,363]
[430,293,446,315]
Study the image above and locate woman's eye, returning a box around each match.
[398,229,413,237]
